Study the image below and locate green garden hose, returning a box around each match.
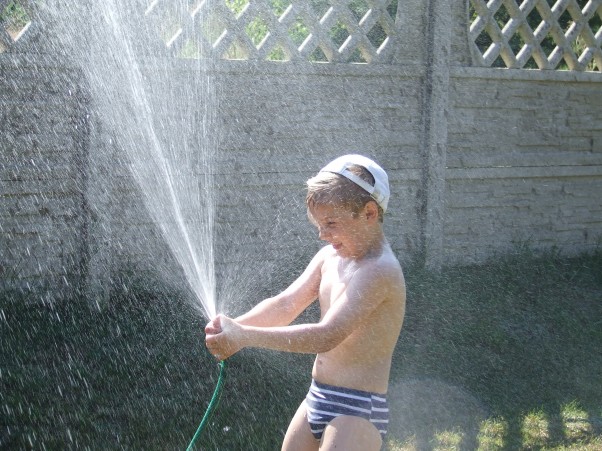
[186,359,227,450]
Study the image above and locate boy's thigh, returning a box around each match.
[282,401,319,451]
[320,415,382,451]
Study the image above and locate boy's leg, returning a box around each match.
[281,401,319,451]
[319,416,382,451]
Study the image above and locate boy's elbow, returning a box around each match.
[314,324,347,353]
[315,341,340,354]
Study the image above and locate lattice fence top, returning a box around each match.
[469,0,602,71]
[1,0,401,64]
[145,0,401,64]
[3,0,602,72]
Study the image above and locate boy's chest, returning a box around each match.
[318,258,359,309]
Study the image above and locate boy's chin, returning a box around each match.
[332,246,357,259]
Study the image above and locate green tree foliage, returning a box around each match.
[0,0,31,36]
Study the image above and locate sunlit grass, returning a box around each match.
[476,417,507,450]
[522,409,550,448]
[387,409,602,450]
[432,429,464,450]
[562,400,592,441]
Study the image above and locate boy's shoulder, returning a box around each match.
[317,244,403,281]
[317,244,338,258]
[365,249,404,282]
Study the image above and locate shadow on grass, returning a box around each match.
[386,249,602,450]
[1,250,601,450]
[0,276,313,450]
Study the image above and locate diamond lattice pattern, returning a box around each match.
[145,0,400,63]
[469,0,602,71]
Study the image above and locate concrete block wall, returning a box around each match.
[445,68,602,264]
[90,61,426,306]
[0,59,89,298]
[212,62,424,259]
[1,0,601,300]
[209,62,425,306]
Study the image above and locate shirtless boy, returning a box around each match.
[205,154,406,451]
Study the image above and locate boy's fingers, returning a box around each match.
[205,336,220,356]
[205,325,219,334]
[206,339,229,360]
[205,317,223,335]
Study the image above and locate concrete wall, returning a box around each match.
[445,68,602,264]
[1,0,601,301]
[0,58,89,299]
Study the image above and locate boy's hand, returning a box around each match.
[205,314,244,361]
[204,315,223,335]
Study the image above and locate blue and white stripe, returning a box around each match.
[305,380,389,440]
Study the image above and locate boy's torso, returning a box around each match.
[312,246,405,394]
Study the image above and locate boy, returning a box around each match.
[205,154,406,451]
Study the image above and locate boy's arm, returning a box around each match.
[233,247,326,327]
[243,263,392,352]
[207,261,398,359]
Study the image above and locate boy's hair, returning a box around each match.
[306,164,385,222]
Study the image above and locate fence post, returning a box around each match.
[420,0,452,271]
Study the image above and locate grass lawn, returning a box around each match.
[1,250,601,450]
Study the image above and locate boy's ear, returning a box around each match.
[364,201,379,221]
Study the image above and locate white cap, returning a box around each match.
[320,154,390,212]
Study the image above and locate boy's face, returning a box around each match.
[308,202,373,258]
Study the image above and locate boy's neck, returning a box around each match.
[348,227,386,261]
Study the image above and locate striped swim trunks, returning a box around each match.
[305,379,389,440]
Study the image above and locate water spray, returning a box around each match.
[186,359,227,450]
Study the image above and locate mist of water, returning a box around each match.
[53,1,219,318]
